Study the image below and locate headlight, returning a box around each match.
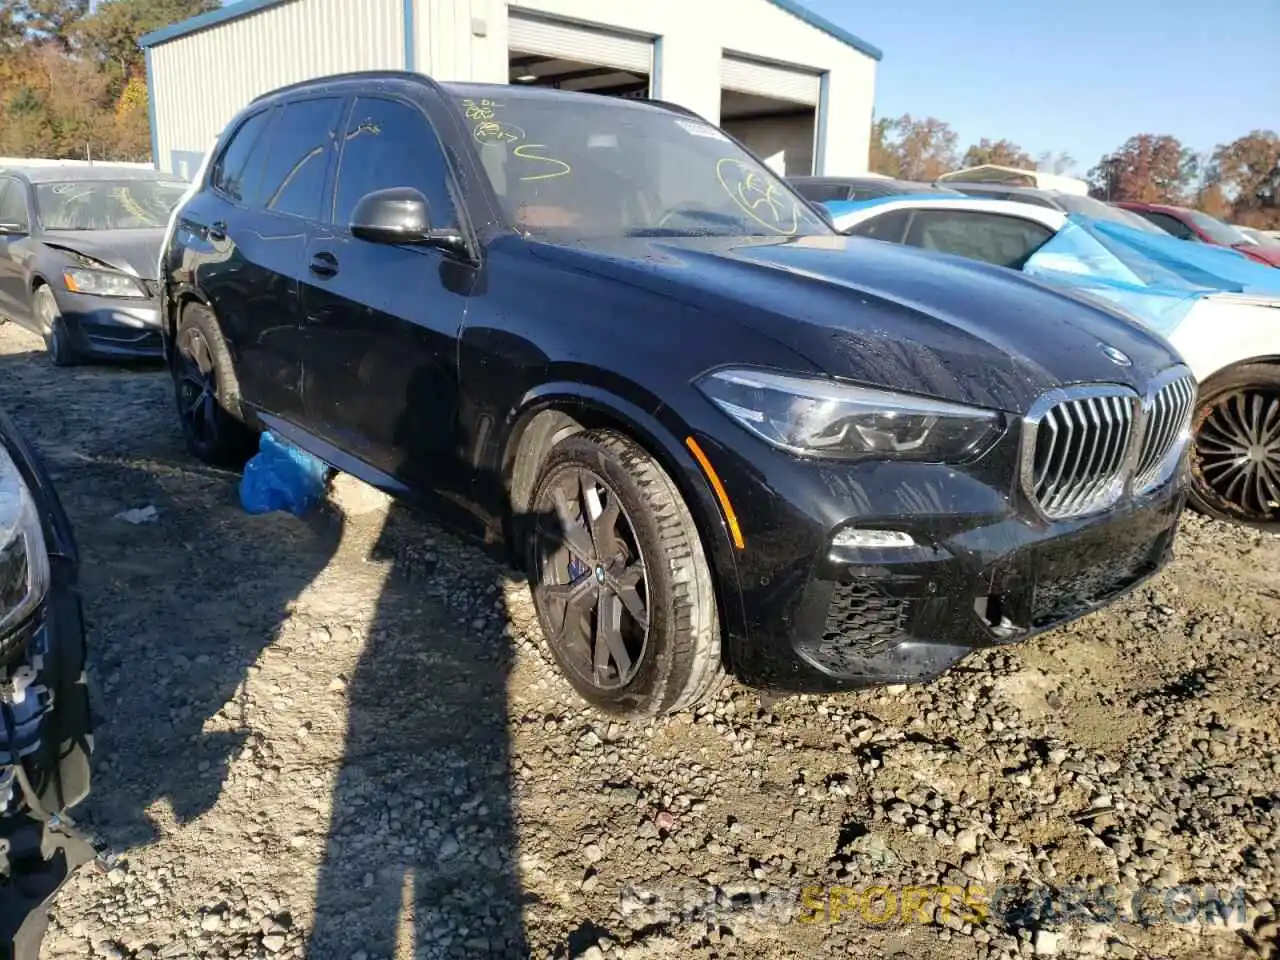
[62,268,148,299]
[0,443,49,639]
[695,367,1004,462]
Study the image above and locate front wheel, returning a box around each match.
[1189,364,1280,525]
[35,286,76,367]
[527,429,725,718]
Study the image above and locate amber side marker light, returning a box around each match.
[685,436,745,550]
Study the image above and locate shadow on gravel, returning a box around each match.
[305,497,533,959]
[0,348,344,850]
[0,340,541,955]
[301,361,540,957]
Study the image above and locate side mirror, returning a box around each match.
[350,187,433,245]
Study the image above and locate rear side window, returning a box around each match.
[257,97,345,221]
[848,209,910,242]
[331,96,457,231]
[0,179,29,230]
[904,210,1053,269]
[1138,211,1196,240]
[211,108,273,205]
[791,181,849,202]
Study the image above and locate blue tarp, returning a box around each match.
[822,195,1280,336]
[1083,218,1280,295]
[1024,216,1280,336]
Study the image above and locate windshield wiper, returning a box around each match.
[625,227,734,238]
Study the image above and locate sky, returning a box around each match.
[803,0,1280,175]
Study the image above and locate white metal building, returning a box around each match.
[140,0,881,182]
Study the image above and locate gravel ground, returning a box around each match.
[0,321,1274,960]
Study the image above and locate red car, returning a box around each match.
[1114,201,1280,267]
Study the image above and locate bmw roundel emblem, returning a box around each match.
[1098,342,1132,367]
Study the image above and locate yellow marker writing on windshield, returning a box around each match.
[715,157,801,236]
[513,144,572,181]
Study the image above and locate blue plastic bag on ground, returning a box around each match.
[239,431,331,516]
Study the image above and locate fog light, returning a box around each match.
[831,528,915,549]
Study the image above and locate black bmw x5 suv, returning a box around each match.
[158,71,1192,718]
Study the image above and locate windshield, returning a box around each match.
[1053,194,1163,233]
[35,179,188,231]
[1184,209,1252,246]
[454,92,832,240]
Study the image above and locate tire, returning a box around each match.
[171,302,257,468]
[1188,363,1280,525]
[526,429,725,718]
[35,286,77,367]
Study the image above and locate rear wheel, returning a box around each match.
[1189,364,1280,525]
[35,286,76,367]
[171,303,256,467]
[527,429,724,718]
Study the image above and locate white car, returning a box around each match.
[827,195,1280,525]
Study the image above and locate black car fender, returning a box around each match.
[500,379,749,657]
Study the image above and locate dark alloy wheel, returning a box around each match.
[527,429,725,717]
[534,465,651,692]
[172,304,256,467]
[1190,364,1280,524]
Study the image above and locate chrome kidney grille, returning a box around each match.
[1021,366,1195,520]
[1133,371,1197,493]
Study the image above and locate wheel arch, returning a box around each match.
[1199,354,1280,386]
[501,383,747,665]
[163,286,212,364]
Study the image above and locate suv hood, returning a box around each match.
[529,234,1183,413]
[41,228,165,281]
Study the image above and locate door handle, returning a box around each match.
[207,221,227,241]
[309,251,339,278]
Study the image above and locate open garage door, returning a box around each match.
[509,12,652,76]
[721,54,820,106]
[720,55,821,177]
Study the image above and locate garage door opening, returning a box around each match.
[508,53,649,99]
[507,14,653,102]
[720,92,815,177]
[719,55,821,177]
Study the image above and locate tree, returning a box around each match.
[1086,134,1198,204]
[871,114,958,182]
[0,0,88,50]
[1035,150,1075,175]
[1211,129,1280,221]
[868,114,900,178]
[75,0,218,79]
[962,137,1033,170]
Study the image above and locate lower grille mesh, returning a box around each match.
[813,581,907,671]
[1031,538,1160,626]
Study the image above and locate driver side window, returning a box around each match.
[0,179,29,231]
[848,209,910,242]
[904,210,1053,269]
[1140,211,1196,240]
[331,96,458,232]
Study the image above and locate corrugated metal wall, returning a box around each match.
[413,0,507,83]
[150,0,404,176]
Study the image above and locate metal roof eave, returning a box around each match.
[140,0,883,63]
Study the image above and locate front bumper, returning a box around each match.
[698,431,1188,693]
[55,290,163,360]
[0,562,96,955]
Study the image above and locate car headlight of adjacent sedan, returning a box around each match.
[62,268,148,300]
[0,443,50,640]
[696,367,1004,462]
